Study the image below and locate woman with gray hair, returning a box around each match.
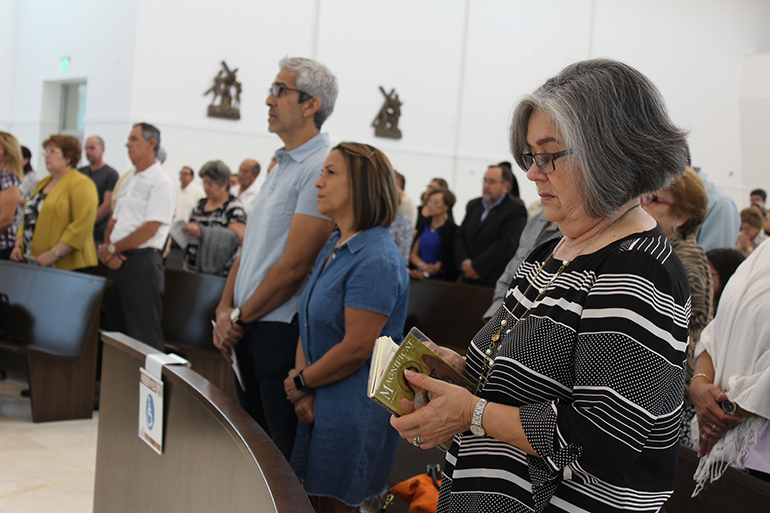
[392,59,691,513]
[182,160,246,276]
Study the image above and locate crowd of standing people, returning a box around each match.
[2,54,770,513]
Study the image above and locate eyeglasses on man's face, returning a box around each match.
[641,193,676,207]
[268,83,311,100]
[520,149,572,173]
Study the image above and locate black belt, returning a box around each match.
[123,248,161,255]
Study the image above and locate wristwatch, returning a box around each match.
[229,307,249,329]
[293,369,310,392]
[51,247,61,259]
[107,243,117,255]
[470,398,488,436]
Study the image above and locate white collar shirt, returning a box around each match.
[236,181,261,216]
[111,161,176,250]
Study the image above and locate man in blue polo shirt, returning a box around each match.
[213,57,337,459]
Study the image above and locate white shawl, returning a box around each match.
[691,238,770,495]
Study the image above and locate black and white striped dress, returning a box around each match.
[439,227,689,513]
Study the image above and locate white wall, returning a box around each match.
[0,0,19,129]
[2,0,769,213]
[5,0,138,175]
[741,53,770,197]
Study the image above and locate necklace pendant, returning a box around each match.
[491,332,500,342]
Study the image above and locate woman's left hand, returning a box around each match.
[182,222,202,238]
[35,250,57,267]
[390,370,477,449]
[284,368,308,404]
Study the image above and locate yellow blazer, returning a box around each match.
[19,168,98,270]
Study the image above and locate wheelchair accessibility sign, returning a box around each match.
[139,367,164,454]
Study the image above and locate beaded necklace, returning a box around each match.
[476,204,641,391]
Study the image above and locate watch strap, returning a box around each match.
[294,369,309,392]
[471,398,488,435]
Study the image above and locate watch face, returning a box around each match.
[721,399,737,416]
[293,372,305,391]
[470,424,485,436]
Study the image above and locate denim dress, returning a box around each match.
[290,226,409,506]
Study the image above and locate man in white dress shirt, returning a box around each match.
[98,123,176,351]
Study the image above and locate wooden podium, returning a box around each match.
[93,332,312,513]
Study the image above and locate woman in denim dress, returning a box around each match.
[284,142,409,513]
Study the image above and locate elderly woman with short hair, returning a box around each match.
[392,59,691,513]
[11,134,97,269]
[283,142,409,513]
[181,160,246,276]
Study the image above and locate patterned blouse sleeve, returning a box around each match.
[518,249,688,500]
[226,199,248,224]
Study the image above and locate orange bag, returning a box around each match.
[391,473,441,513]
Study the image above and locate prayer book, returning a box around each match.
[367,327,475,417]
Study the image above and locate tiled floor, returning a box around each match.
[0,379,97,513]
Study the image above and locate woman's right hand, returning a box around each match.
[10,246,23,262]
[690,379,742,456]
[295,393,315,425]
[391,370,476,449]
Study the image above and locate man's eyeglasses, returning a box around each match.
[641,193,676,207]
[268,84,311,101]
[520,149,572,173]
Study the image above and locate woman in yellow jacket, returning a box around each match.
[11,134,98,270]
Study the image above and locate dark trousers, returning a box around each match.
[0,247,12,260]
[234,319,299,461]
[103,250,165,351]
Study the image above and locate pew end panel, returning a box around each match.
[0,261,108,422]
[161,269,237,400]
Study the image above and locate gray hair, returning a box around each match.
[199,160,231,186]
[279,56,338,129]
[133,122,161,158]
[510,59,688,218]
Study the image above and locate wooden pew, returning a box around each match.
[405,279,493,355]
[161,269,237,399]
[666,444,770,512]
[94,332,312,513]
[0,260,108,422]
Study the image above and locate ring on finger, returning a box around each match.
[712,423,717,431]
[413,435,422,447]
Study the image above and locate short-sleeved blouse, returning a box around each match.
[182,195,246,275]
[438,227,690,513]
[0,170,22,251]
[290,226,410,506]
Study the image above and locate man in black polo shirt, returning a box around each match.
[78,136,119,244]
